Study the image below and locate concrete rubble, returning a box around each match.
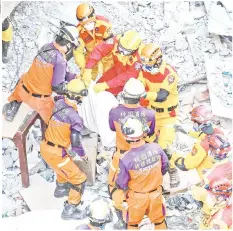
[1,1,232,230]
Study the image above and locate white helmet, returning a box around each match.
[121,116,149,141]
[88,199,112,225]
[59,26,79,47]
[122,78,146,104]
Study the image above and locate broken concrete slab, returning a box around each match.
[74,134,98,185]
[204,53,232,119]
[19,174,64,211]
[196,86,210,102]
[206,2,232,36]
[1,209,87,231]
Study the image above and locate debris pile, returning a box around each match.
[166,193,202,229]
[2,1,232,229]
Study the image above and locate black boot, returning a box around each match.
[2,40,11,64]
[113,209,127,230]
[2,101,22,122]
[168,167,180,188]
[54,181,70,198]
[61,201,87,220]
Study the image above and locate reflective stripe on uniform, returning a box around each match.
[110,162,117,172]
[57,157,70,168]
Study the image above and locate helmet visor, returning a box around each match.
[117,43,135,56]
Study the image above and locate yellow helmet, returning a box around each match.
[118,30,142,55]
[140,43,163,66]
[76,3,95,23]
[66,79,88,100]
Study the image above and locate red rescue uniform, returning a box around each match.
[85,35,141,95]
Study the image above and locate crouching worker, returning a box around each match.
[40,79,89,220]
[108,78,157,229]
[76,199,113,230]
[170,105,224,180]
[116,116,169,229]
[3,26,80,123]
[199,163,232,229]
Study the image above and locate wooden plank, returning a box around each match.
[74,134,98,185]
[2,92,34,139]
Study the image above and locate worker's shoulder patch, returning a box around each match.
[167,75,175,85]
[191,146,198,156]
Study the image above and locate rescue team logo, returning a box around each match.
[191,147,198,156]
[168,75,175,85]
[134,62,142,70]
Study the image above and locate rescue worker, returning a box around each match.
[116,116,169,230]
[81,29,142,95]
[138,43,180,188]
[2,26,80,123]
[76,199,112,230]
[199,160,232,229]
[190,134,232,229]
[108,78,157,229]
[40,79,88,220]
[204,178,232,230]
[2,17,13,63]
[170,105,224,180]
[74,3,114,80]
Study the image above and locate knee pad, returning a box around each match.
[69,181,86,195]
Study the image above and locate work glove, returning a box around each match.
[81,68,92,87]
[93,82,109,93]
[144,92,158,101]
[73,38,86,75]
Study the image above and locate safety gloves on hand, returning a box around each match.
[93,82,109,93]
[81,69,92,87]
[144,91,158,101]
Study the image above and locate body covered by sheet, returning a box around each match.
[78,82,118,148]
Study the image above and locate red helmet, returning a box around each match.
[205,178,232,196]
[190,105,212,124]
[209,134,231,160]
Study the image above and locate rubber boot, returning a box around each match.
[2,101,22,122]
[61,200,87,220]
[168,167,180,188]
[113,209,127,230]
[2,41,11,64]
[54,181,70,198]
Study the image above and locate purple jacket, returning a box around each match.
[109,104,156,136]
[38,43,76,86]
[116,143,169,192]
[46,97,85,157]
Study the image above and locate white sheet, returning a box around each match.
[78,82,118,148]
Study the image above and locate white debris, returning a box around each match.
[3,155,14,169]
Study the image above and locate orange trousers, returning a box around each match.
[127,189,167,230]
[40,140,87,204]
[108,151,127,211]
[8,78,54,124]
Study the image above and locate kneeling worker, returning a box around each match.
[116,116,169,229]
[40,79,88,220]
